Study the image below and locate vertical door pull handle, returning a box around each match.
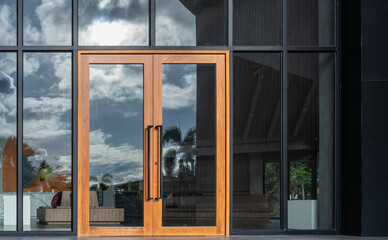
[156,125,163,199]
[147,125,153,200]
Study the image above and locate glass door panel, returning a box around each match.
[78,54,153,236]
[89,64,144,227]
[153,54,227,236]
[160,64,216,227]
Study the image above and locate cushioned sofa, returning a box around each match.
[37,191,124,225]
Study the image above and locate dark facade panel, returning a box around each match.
[362,0,388,81]
[340,83,362,236]
[361,81,388,236]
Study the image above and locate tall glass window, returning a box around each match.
[23,53,72,231]
[287,53,335,230]
[0,53,17,231]
[233,53,281,230]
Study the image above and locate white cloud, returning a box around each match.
[162,73,197,110]
[23,96,71,140]
[53,155,72,172]
[156,1,196,46]
[156,16,196,46]
[123,111,139,118]
[0,4,16,45]
[89,129,143,184]
[24,0,71,45]
[23,54,40,77]
[79,19,148,46]
[54,54,72,92]
[0,53,17,74]
[89,64,197,110]
[23,19,41,45]
[98,0,112,9]
[0,72,16,137]
[89,65,143,102]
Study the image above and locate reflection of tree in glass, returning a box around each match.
[162,126,196,178]
[90,173,113,206]
[90,173,113,191]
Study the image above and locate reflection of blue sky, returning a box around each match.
[0,0,16,45]
[23,53,72,173]
[89,65,144,185]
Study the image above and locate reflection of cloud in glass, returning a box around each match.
[23,53,72,173]
[90,64,143,102]
[0,1,16,45]
[162,65,197,110]
[23,0,72,45]
[89,64,144,185]
[79,0,148,45]
[156,0,196,46]
[89,129,143,185]
[162,73,196,109]
[0,53,16,137]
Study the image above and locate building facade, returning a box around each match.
[0,0,386,237]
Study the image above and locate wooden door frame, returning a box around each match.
[77,50,229,236]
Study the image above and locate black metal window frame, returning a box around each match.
[0,0,340,236]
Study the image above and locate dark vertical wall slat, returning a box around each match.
[340,0,362,236]
[280,0,288,231]
[228,0,233,234]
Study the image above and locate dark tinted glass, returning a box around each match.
[79,0,149,46]
[156,0,226,46]
[23,0,72,45]
[23,53,72,231]
[0,0,16,46]
[287,53,335,230]
[161,64,216,226]
[0,53,17,230]
[288,0,335,46]
[233,53,281,230]
[233,0,281,46]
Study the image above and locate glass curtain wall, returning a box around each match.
[232,0,337,232]
[0,0,338,235]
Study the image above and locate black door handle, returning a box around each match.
[147,125,153,200]
[156,125,163,199]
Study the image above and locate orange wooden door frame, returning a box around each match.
[77,51,229,236]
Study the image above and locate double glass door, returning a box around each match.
[78,52,228,236]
